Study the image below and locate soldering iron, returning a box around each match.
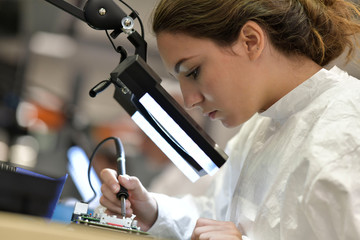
[115,143,129,218]
[86,136,128,218]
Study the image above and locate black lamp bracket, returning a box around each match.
[44,0,147,61]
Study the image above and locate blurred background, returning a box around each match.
[0,0,358,204]
[0,0,241,203]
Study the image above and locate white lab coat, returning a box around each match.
[147,66,360,240]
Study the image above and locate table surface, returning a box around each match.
[0,211,165,240]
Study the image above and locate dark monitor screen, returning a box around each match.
[0,162,67,218]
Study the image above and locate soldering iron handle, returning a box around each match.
[116,157,129,200]
[116,186,129,199]
[117,157,126,176]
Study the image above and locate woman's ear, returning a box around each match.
[232,21,265,61]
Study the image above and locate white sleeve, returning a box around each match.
[147,193,215,239]
[146,135,239,239]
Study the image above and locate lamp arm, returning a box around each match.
[44,0,86,22]
[44,0,147,60]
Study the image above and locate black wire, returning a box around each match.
[86,136,124,204]
[105,30,128,63]
[106,30,118,52]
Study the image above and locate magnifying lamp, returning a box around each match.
[44,0,228,182]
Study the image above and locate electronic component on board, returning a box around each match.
[71,202,146,235]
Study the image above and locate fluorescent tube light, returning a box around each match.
[139,93,219,176]
[131,111,200,182]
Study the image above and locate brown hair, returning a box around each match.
[152,0,360,66]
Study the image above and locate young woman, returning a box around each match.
[99,0,360,239]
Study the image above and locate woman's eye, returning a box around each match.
[185,67,200,80]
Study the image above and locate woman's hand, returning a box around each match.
[191,218,243,240]
[99,168,158,231]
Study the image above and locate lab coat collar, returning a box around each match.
[260,66,343,123]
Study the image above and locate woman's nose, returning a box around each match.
[179,79,203,110]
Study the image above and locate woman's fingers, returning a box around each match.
[100,184,119,203]
[99,168,158,231]
[191,218,243,240]
[100,168,120,193]
[118,175,148,201]
[100,195,132,216]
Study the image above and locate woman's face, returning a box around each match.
[157,32,268,128]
